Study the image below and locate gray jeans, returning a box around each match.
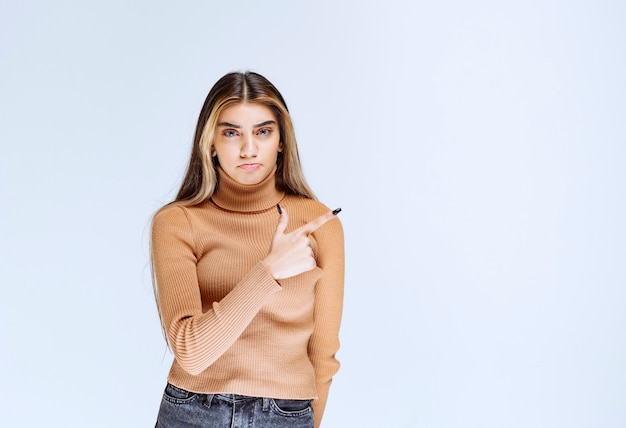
[156,383,314,428]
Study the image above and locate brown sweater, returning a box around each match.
[151,169,344,427]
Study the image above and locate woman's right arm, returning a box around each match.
[151,206,282,375]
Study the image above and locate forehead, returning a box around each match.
[217,102,276,124]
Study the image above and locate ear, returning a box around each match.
[278,142,283,153]
[210,146,217,157]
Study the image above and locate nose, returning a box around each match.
[240,134,257,158]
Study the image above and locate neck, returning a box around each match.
[211,167,284,212]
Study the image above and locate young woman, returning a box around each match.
[151,71,344,428]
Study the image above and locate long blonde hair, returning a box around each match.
[174,71,316,206]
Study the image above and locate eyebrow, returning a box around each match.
[217,120,277,129]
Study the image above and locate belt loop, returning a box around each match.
[262,397,270,412]
[205,394,214,408]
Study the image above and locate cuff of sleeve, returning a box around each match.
[236,262,283,302]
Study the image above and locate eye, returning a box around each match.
[257,128,271,136]
[223,129,238,137]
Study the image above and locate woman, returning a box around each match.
[151,71,344,428]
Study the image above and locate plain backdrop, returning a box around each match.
[1,1,625,427]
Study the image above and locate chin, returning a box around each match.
[235,174,264,185]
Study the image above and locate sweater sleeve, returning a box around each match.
[151,205,282,375]
[308,215,345,428]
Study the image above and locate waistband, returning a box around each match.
[214,393,261,403]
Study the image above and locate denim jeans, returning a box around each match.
[155,383,314,428]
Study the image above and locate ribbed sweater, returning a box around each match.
[151,169,344,428]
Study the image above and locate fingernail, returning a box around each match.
[277,204,282,215]
[332,207,342,215]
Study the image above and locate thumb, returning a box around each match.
[274,204,289,237]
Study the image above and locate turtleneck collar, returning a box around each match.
[210,166,285,213]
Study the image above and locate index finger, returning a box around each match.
[296,208,341,235]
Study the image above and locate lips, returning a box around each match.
[239,163,261,171]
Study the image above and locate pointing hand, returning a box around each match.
[262,205,341,280]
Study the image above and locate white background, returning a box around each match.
[1,1,625,427]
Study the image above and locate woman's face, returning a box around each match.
[212,102,282,185]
